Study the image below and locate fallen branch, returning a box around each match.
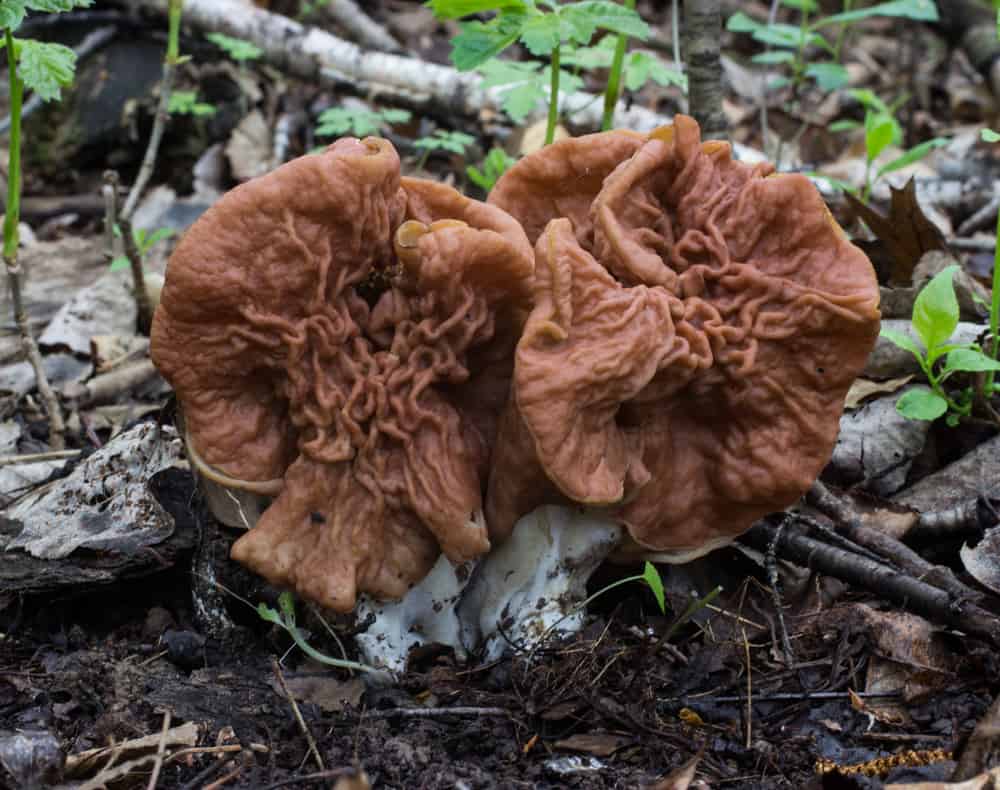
[742,518,1000,646]
[320,0,402,54]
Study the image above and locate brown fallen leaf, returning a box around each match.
[845,375,914,409]
[648,747,705,790]
[846,178,949,286]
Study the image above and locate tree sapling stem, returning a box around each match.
[2,29,66,450]
[546,44,561,146]
[601,0,636,131]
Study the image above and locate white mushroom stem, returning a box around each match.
[354,552,476,674]
[458,505,624,663]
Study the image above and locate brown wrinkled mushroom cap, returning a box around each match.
[487,115,880,559]
[151,138,533,610]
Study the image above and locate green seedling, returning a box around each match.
[205,31,263,62]
[826,90,947,200]
[427,0,649,144]
[467,146,517,191]
[110,226,174,272]
[315,106,411,138]
[169,89,216,116]
[880,266,1000,424]
[413,129,476,168]
[258,591,381,675]
[728,0,938,96]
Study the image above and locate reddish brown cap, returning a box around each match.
[487,116,881,558]
[152,138,533,610]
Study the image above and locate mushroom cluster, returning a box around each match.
[485,115,882,561]
[151,138,533,612]
[151,117,880,669]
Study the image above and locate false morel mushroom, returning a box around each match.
[487,115,882,561]
[151,138,533,612]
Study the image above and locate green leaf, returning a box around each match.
[256,602,283,626]
[849,88,892,116]
[168,90,216,117]
[16,39,76,101]
[139,227,175,253]
[817,0,938,28]
[0,0,90,29]
[315,106,410,137]
[205,32,263,61]
[896,388,948,421]
[278,591,297,626]
[424,0,526,19]
[109,255,129,272]
[751,50,796,65]
[879,326,926,358]
[0,2,27,29]
[943,348,1000,373]
[520,12,560,55]
[559,1,649,44]
[450,14,526,70]
[805,171,858,194]
[912,265,960,351]
[828,119,861,133]
[25,0,93,10]
[982,128,1000,143]
[477,57,541,87]
[466,146,515,190]
[865,112,895,161]
[876,137,948,178]
[413,129,476,154]
[642,561,666,614]
[561,38,616,69]
[781,0,817,9]
[806,61,849,91]
[500,78,546,121]
[726,11,763,34]
[624,51,685,91]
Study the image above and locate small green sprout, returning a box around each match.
[881,266,1000,424]
[315,106,411,138]
[110,226,175,272]
[467,147,517,191]
[205,32,263,62]
[169,90,216,116]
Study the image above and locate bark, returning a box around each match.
[682,0,727,140]
[321,0,402,54]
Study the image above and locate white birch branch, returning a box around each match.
[321,0,403,54]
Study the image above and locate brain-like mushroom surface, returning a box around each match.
[151,138,533,611]
[487,115,881,558]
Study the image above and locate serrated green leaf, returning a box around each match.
[451,14,526,70]
[943,348,1000,373]
[26,0,93,11]
[982,128,1000,143]
[879,326,925,358]
[17,39,75,101]
[520,12,560,55]
[315,106,408,137]
[559,1,649,45]
[912,265,960,351]
[896,388,948,421]
[477,57,541,87]
[806,61,849,91]
[0,2,27,29]
[642,561,666,614]
[424,0,526,19]
[500,78,546,121]
[877,137,948,178]
[624,51,686,91]
[413,129,476,154]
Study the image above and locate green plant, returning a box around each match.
[315,106,411,138]
[110,226,174,272]
[825,89,947,201]
[881,266,1000,424]
[413,129,476,168]
[1,0,93,450]
[258,592,381,675]
[467,146,517,191]
[205,31,263,62]
[168,89,216,116]
[427,0,649,145]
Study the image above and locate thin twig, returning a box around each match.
[764,520,795,664]
[121,0,182,220]
[0,449,80,465]
[362,706,511,720]
[145,710,172,790]
[117,215,156,334]
[272,658,325,772]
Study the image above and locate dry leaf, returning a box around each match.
[552,733,633,757]
[846,178,949,285]
[845,375,913,409]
